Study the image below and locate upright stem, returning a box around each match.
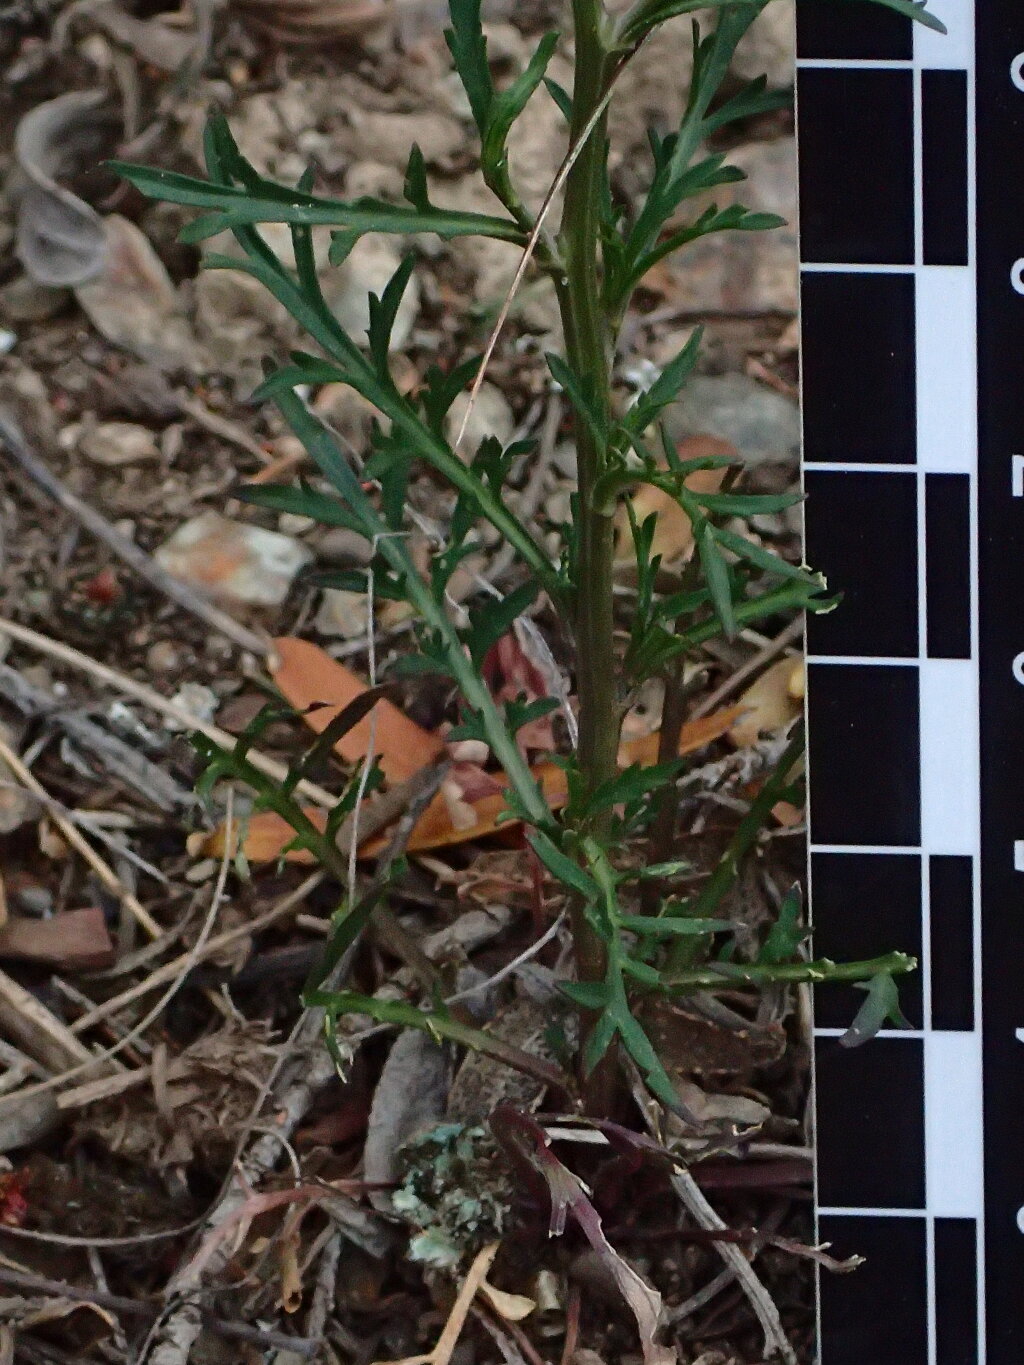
[559,0,619,1111]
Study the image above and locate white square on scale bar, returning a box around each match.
[1015,841,1024,871]
[914,0,973,68]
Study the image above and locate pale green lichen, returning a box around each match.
[392,1123,513,1269]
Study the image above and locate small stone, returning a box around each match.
[314,587,368,639]
[323,236,419,352]
[155,510,313,609]
[731,0,795,89]
[79,421,159,466]
[277,512,315,536]
[145,641,179,674]
[0,274,70,322]
[166,682,218,731]
[445,382,515,458]
[315,527,372,565]
[665,374,800,465]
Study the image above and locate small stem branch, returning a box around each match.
[664,951,918,991]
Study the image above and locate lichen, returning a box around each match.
[392,1122,513,1269]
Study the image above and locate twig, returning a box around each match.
[669,1168,797,1365]
[175,389,273,466]
[0,730,161,939]
[139,765,440,1364]
[70,871,325,1036]
[0,794,235,1111]
[306,1226,342,1346]
[691,617,804,719]
[0,1266,318,1356]
[0,660,192,813]
[0,617,338,810]
[0,967,105,1075]
[373,1243,500,1365]
[0,411,269,657]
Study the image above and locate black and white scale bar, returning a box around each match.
[794,1,996,1360]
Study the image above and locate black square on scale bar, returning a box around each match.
[796,0,913,60]
[801,271,916,463]
[805,469,919,658]
[798,68,914,264]
[811,852,922,1029]
[818,1215,928,1365]
[816,1036,925,1208]
[807,662,920,847]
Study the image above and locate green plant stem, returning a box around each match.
[663,951,917,991]
[560,0,620,1114]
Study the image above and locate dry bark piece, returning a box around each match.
[230,0,393,44]
[363,1030,449,1193]
[0,909,114,971]
[12,91,115,287]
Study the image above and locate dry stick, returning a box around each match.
[669,1169,797,1365]
[0,732,162,939]
[0,412,268,658]
[175,390,273,466]
[0,660,192,814]
[691,616,804,720]
[139,773,445,1365]
[0,967,105,1076]
[0,618,337,810]
[0,1266,317,1357]
[70,870,324,1035]
[0,795,235,1111]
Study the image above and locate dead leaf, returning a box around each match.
[13,91,116,286]
[87,1,198,70]
[231,0,392,44]
[482,629,556,756]
[614,436,734,568]
[479,1280,535,1321]
[729,656,804,748]
[273,636,445,784]
[364,1030,448,1202]
[194,706,742,863]
[74,215,198,370]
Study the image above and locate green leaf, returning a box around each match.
[840,973,913,1049]
[619,957,662,986]
[546,353,606,450]
[236,481,366,536]
[444,0,493,134]
[694,489,802,516]
[110,160,526,244]
[367,255,417,376]
[582,1008,619,1074]
[759,886,809,964]
[695,521,737,639]
[544,76,572,123]
[623,328,703,436]
[584,762,681,818]
[711,524,823,587]
[559,980,610,1011]
[463,580,539,666]
[328,229,360,267]
[618,915,724,937]
[403,143,430,211]
[529,831,600,900]
[483,33,559,173]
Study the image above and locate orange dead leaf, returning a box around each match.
[272,636,444,784]
[614,436,734,567]
[195,705,742,865]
